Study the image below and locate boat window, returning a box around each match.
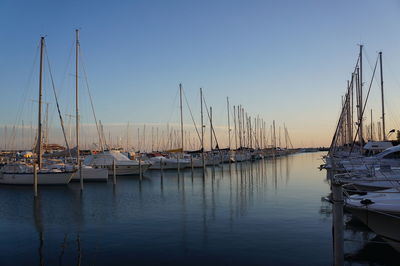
[383,151,400,159]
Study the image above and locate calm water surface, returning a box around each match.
[0,152,399,265]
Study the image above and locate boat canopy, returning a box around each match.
[374,144,400,158]
[84,150,131,165]
[364,141,393,151]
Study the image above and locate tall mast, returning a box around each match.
[200,88,205,169]
[346,80,352,144]
[200,88,204,152]
[379,51,386,140]
[22,120,24,150]
[227,97,231,149]
[37,37,45,168]
[179,83,184,153]
[370,109,373,140]
[75,29,80,165]
[359,45,363,151]
[284,123,288,149]
[273,120,276,149]
[238,105,242,148]
[75,29,83,189]
[242,108,245,147]
[126,122,129,151]
[233,105,238,149]
[210,107,213,151]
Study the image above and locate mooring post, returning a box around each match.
[177,156,180,178]
[160,158,164,178]
[34,163,38,197]
[332,179,344,266]
[79,163,83,191]
[113,160,116,185]
[139,159,142,181]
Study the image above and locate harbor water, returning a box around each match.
[0,152,398,265]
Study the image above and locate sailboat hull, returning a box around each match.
[71,167,109,181]
[0,171,74,185]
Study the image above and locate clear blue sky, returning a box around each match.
[1,0,400,147]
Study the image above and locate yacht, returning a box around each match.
[83,150,150,175]
[345,188,400,242]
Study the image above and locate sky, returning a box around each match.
[1,0,400,149]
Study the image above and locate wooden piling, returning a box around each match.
[190,156,194,181]
[113,160,116,185]
[332,181,344,266]
[177,156,180,178]
[34,163,38,197]
[79,163,83,191]
[160,158,164,178]
[139,159,142,181]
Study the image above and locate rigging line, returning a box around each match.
[330,55,361,155]
[79,47,104,151]
[182,90,201,144]
[60,39,75,122]
[9,43,41,147]
[364,49,381,88]
[60,39,75,91]
[383,60,400,127]
[350,55,379,155]
[202,96,220,149]
[329,81,352,155]
[332,62,358,154]
[166,88,180,125]
[44,45,72,157]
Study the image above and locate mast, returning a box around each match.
[22,120,24,150]
[273,120,276,149]
[210,107,213,151]
[200,88,204,152]
[75,29,82,189]
[359,45,363,151]
[227,97,231,149]
[346,80,352,145]
[370,109,373,140]
[284,123,288,149]
[200,88,205,169]
[75,29,80,158]
[238,105,242,148]
[75,29,80,157]
[37,37,45,168]
[179,84,184,153]
[151,126,154,152]
[126,122,129,151]
[379,51,386,140]
[233,105,238,149]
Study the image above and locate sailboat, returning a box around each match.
[67,29,108,182]
[0,37,75,185]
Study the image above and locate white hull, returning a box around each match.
[72,167,109,181]
[149,157,190,170]
[91,164,150,175]
[84,150,150,176]
[346,189,400,241]
[0,171,74,185]
[347,206,400,242]
[235,153,250,162]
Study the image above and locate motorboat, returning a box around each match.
[147,154,190,170]
[83,150,150,175]
[345,188,400,241]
